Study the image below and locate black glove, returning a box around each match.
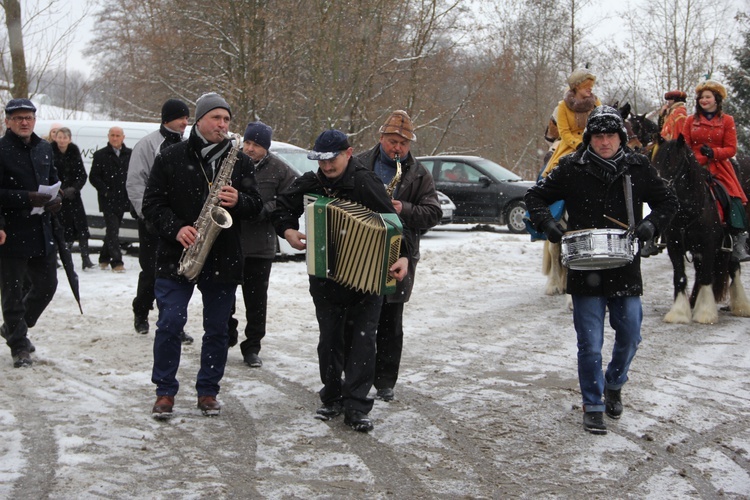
[28,192,52,207]
[62,187,77,200]
[44,195,63,214]
[635,219,655,241]
[700,144,714,158]
[542,219,565,243]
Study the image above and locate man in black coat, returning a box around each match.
[355,110,442,402]
[0,98,63,367]
[227,121,298,368]
[143,92,263,420]
[525,106,678,435]
[89,126,132,272]
[126,98,193,343]
[271,129,409,433]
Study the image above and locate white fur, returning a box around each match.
[664,291,692,323]
[543,241,567,296]
[691,285,719,324]
[730,267,750,316]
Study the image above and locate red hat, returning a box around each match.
[664,90,687,101]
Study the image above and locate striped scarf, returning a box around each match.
[585,145,625,177]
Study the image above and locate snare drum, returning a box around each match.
[560,228,634,270]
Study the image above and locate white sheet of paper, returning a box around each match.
[31,181,62,215]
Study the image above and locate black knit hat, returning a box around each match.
[161,99,189,123]
[243,121,273,150]
[582,106,628,146]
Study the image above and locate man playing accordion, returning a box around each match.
[271,129,409,433]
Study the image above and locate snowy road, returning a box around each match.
[1,226,749,498]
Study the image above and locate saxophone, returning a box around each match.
[177,133,241,281]
[385,155,402,198]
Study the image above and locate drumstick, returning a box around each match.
[604,215,629,230]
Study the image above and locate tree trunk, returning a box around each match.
[4,0,29,98]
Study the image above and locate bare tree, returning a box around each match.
[622,0,736,106]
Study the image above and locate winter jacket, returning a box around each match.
[271,155,409,265]
[52,142,90,241]
[89,142,133,213]
[525,146,678,297]
[127,125,185,218]
[0,130,59,258]
[239,152,298,259]
[542,92,601,177]
[142,129,263,284]
[356,145,442,302]
[660,102,687,141]
[682,113,747,203]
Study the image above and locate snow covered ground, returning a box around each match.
[1,225,749,498]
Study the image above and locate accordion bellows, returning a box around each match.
[305,194,403,295]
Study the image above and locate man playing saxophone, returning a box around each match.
[143,92,263,420]
[356,110,442,403]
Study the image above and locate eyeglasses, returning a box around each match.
[8,115,35,123]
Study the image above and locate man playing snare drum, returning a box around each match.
[524,106,677,435]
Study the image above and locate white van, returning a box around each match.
[35,120,307,255]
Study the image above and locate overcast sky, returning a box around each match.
[37,0,750,81]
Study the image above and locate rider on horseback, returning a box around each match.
[682,79,750,262]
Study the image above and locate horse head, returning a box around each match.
[652,136,711,215]
[628,113,659,149]
[618,102,631,121]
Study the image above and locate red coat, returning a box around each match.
[682,113,747,203]
[660,103,687,141]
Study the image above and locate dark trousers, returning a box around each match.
[99,210,124,266]
[374,301,405,390]
[132,218,158,317]
[0,252,58,354]
[238,257,273,358]
[152,277,236,397]
[310,277,382,414]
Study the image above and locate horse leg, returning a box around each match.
[690,251,719,324]
[729,263,750,316]
[544,241,566,296]
[664,242,692,323]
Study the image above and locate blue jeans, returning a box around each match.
[152,277,236,397]
[572,295,642,412]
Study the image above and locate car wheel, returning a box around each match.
[506,201,527,234]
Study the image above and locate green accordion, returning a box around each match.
[304,194,403,295]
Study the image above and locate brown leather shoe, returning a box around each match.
[197,395,221,416]
[151,395,174,420]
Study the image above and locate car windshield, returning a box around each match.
[271,144,315,175]
[473,158,524,181]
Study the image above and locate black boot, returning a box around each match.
[80,239,95,269]
[640,238,660,257]
[732,232,750,262]
[604,388,623,419]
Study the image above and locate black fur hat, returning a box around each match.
[582,105,628,146]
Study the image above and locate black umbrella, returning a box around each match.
[52,214,83,314]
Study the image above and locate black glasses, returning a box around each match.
[9,115,35,123]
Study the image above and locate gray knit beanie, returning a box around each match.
[194,92,232,122]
